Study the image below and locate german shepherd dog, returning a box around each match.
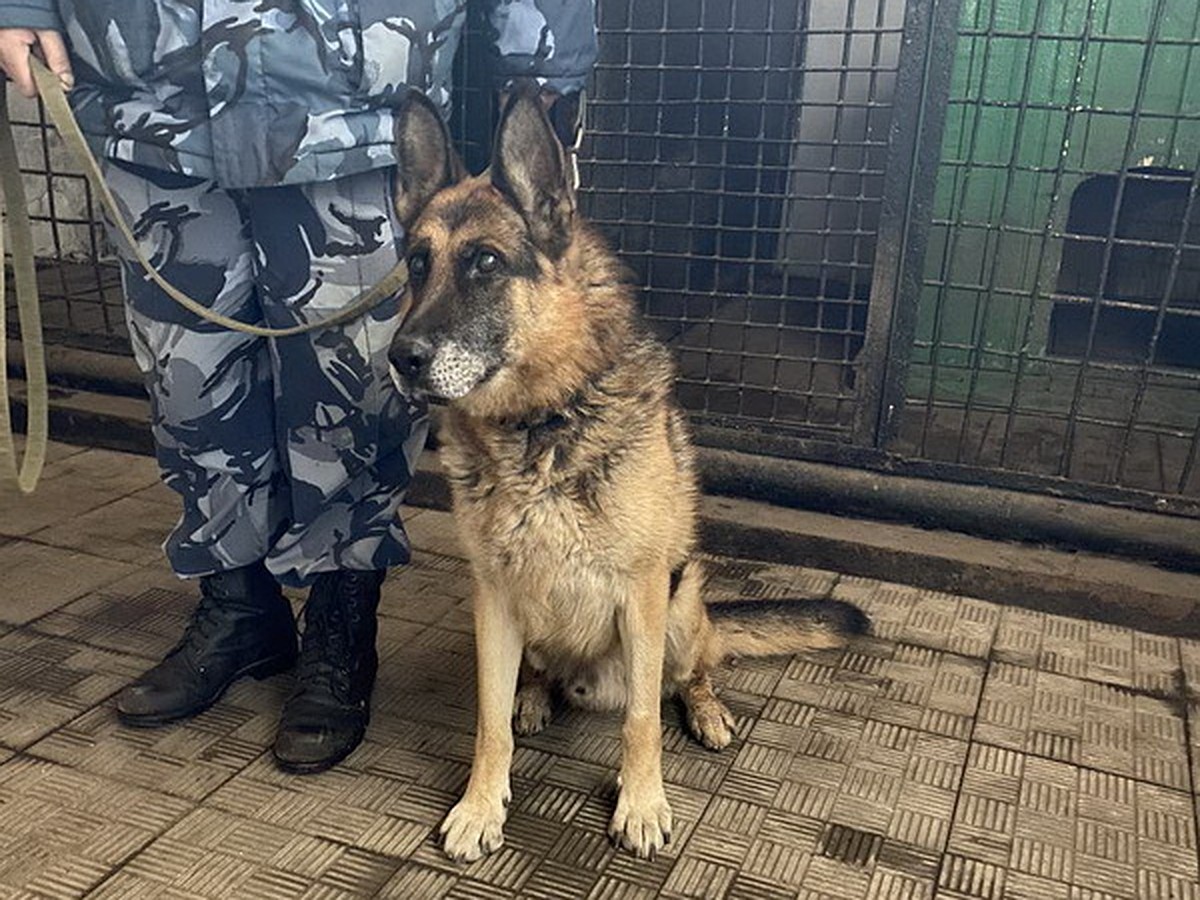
[388,87,868,862]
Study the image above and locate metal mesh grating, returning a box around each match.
[576,0,905,439]
[4,93,124,353]
[892,0,1200,499]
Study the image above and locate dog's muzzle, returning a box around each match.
[389,334,489,401]
[389,333,431,392]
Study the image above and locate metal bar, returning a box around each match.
[709,400,1200,439]
[915,0,999,459]
[953,0,1052,466]
[1058,0,1168,481]
[1114,0,1200,486]
[766,0,811,426]
[919,402,1197,438]
[839,0,893,415]
[1181,416,1200,495]
[852,0,964,447]
[728,0,753,421]
[702,0,731,419]
[805,0,860,426]
[692,420,1200,519]
[998,0,1098,471]
[895,343,1200,374]
[1113,167,1200,487]
[82,177,119,337]
[34,99,74,331]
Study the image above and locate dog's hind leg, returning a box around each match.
[680,669,736,751]
[664,561,736,751]
[513,660,553,736]
[441,581,523,862]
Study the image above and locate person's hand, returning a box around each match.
[0,28,73,98]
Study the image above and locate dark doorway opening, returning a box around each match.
[1050,167,1200,370]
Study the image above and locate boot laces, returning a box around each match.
[297,577,369,701]
[172,587,231,659]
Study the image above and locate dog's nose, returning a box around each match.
[389,334,433,385]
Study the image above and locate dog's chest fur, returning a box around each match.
[440,348,696,662]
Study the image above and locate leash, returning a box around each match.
[0,57,409,493]
[0,76,47,493]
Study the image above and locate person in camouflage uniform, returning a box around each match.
[0,0,597,773]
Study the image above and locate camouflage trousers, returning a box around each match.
[103,160,427,586]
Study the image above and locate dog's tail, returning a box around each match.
[708,598,869,660]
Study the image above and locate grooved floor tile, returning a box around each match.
[30,495,177,565]
[2,445,1199,899]
[1,447,161,538]
[974,662,1189,790]
[0,629,147,749]
[0,540,138,625]
[0,756,192,898]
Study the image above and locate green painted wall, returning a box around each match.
[908,0,1200,406]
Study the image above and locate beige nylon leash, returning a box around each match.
[0,77,47,494]
[1,57,409,493]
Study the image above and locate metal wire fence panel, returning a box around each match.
[6,0,1200,512]
[890,0,1200,500]
[4,91,124,352]
[576,0,905,440]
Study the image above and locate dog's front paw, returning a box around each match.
[441,796,507,862]
[609,786,673,858]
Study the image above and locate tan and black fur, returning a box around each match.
[388,86,868,863]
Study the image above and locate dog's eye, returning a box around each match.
[407,250,429,282]
[474,249,501,275]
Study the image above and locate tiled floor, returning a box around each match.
[1,442,1198,899]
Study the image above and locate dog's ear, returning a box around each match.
[393,91,464,229]
[491,86,575,259]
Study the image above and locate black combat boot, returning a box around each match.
[272,570,385,774]
[116,562,298,726]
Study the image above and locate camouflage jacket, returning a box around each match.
[0,0,596,188]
